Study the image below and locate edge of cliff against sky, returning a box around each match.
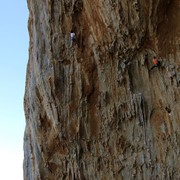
[24,0,180,179]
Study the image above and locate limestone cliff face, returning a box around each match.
[24,0,180,179]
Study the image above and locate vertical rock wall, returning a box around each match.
[24,0,180,179]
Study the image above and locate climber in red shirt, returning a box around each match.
[150,56,161,70]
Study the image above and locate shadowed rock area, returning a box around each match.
[24,0,180,179]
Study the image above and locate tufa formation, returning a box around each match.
[24,0,180,179]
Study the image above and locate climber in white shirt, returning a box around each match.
[70,31,76,42]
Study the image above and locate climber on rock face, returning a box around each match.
[165,106,172,116]
[70,30,76,42]
[70,30,76,47]
[150,56,161,70]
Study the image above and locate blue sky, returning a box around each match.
[0,1,28,179]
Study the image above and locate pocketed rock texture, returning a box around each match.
[24,0,180,179]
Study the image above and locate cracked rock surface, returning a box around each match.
[24,0,180,179]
